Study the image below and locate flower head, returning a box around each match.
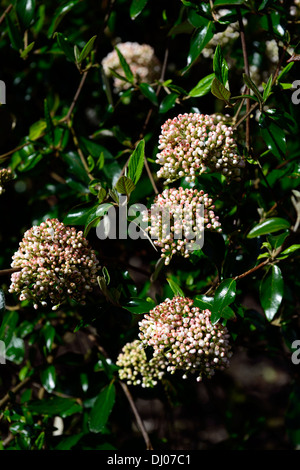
[116,340,165,388]
[9,218,99,310]
[139,296,232,382]
[143,187,222,265]
[156,112,245,184]
[101,42,161,92]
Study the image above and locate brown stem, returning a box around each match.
[61,71,88,124]
[0,4,13,26]
[69,125,94,181]
[237,7,250,151]
[0,267,21,277]
[234,259,269,281]
[119,381,153,450]
[0,377,31,409]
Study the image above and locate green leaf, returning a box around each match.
[159,93,177,113]
[63,203,98,225]
[55,32,75,62]
[247,218,290,238]
[78,35,97,64]
[213,45,228,87]
[243,73,263,105]
[20,41,35,59]
[5,13,23,51]
[277,62,294,83]
[262,74,273,103]
[124,297,156,314]
[0,311,19,346]
[211,278,237,324]
[278,244,300,259]
[183,21,214,73]
[130,0,148,19]
[189,73,215,97]
[6,336,25,364]
[29,120,46,140]
[193,295,214,309]
[88,382,116,433]
[259,115,286,158]
[28,397,82,417]
[214,0,244,4]
[41,322,56,353]
[166,278,185,297]
[16,0,36,29]
[40,365,56,393]
[115,175,135,196]
[55,433,84,450]
[211,76,231,105]
[259,265,284,321]
[139,83,158,105]
[115,46,134,83]
[48,0,80,38]
[127,139,145,185]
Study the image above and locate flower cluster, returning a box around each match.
[117,297,232,387]
[9,218,99,310]
[156,113,245,184]
[139,297,232,382]
[143,187,222,265]
[202,23,240,59]
[0,168,13,194]
[116,340,165,388]
[101,42,161,92]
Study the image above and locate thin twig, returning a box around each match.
[60,71,89,124]
[0,4,13,26]
[119,381,153,450]
[237,7,250,151]
[0,267,21,277]
[0,377,31,409]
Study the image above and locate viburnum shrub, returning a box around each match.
[0,0,300,453]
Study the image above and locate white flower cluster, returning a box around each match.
[202,23,240,59]
[0,168,13,194]
[117,297,232,387]
[101,41,161,92]
[143,187,222,265]
[116,340,166,388]
[9,218,99,310]
[156,113,245,184]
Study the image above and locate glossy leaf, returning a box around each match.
[211,278,236,324]
[127,139,145,185]
[78,35,97,63]
[247,218,290,238]
[16,0,36,29]
[139,83,158,105]
[167,278,185,297]
[5,13,23,51]
[40,365,56,393]
[124,297,156,314]
[115,46,134,83]
[88,382,116,433]
[193,295,214,309]
[259,265,284,321]
[183,21,214,73]
[213,45,228,86]
[48,0,80,37]
[55,32,75,62]
[259,115,286,159]
[189,73,215,97]
[28,397,82,417]
[159,93,177,113]
[130,0,148,19]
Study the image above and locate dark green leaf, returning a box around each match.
[183,21,214,73]
[139,83,158,105]
[159,93,177,114]
[189,73,215,97]
[78,35,97,63]
[55,32,75,62]
[48,0,80,38]
[88,382,116,433]
[28,397,82,417]
[243,73,263,105]
[193,295,214,309]
[262,74,273,103]
[55,433,84,450]
[127,139,145,185]
[16,0,36,29]
[259,265,284,321]
[42,322,56,353]
[130,0,148,19]
[247,218,290,238]
[214,0,244,4]
[124,297,156,314]
[115,46,134,84]
[211,278,237,324]
[213,45,228,86]
[5,13,23,51]
[6,336,25,364]
[40,365,56,393]
[0,311,19,346]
